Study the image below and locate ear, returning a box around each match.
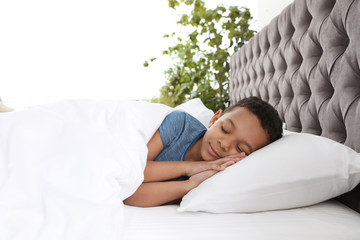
[208,110,223,128]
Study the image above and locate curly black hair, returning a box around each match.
[222,97,283,143]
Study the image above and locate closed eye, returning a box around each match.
[237,145,244,153]
[221,125,229,134]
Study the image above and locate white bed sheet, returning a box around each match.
[123,200,360,240]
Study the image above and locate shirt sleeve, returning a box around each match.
[158,111,186,147]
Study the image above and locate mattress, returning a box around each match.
[123,200,360,240]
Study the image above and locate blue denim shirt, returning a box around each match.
[154,111,206,180]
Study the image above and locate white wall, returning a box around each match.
[0,0,259,109]
[257,0,293,31]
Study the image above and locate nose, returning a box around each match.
[218,138,230,152]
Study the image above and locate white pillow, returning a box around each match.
[178,132,360,213]
[175,98,214,127]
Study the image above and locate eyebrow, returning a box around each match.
[226,118,253,154]
[226,118,236,129]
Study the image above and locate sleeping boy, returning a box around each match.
[124,97,283,207]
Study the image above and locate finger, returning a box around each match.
[231,152,246,158]
[205,170,218,178]
[214,160,237,169]
[225,153,247,161]
[210,161,232,171]
[240,152,247,158]
[219,160,236,170]
[224,153,245,161]
[211,164,226,171]
[216,156,240,163]
[225,156,243,163]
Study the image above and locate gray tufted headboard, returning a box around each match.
[230,0,360,213]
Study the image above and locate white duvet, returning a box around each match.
[0,99,172,240]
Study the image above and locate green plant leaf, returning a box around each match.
[146,0,256,111]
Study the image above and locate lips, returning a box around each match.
[209,144,221,158]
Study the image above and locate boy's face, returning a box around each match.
[200,107,269,161]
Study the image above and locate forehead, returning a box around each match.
[222,107,255,122]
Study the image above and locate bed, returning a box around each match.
[122,0,360,239]
[1,0,360,239]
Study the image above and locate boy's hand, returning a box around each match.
[187,170,218,189]
[185,153,246,177]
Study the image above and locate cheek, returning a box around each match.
[200,142,215,161]
[253,135,269,151]
[200,143,210,161]
[228,148,240,156]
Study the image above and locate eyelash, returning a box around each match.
[221,125,243,153]
[221,125,229,134]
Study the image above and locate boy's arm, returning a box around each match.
[144,160,187,182]
[123,181,190,207]
[144,130,187,182]
[124,170,217,207]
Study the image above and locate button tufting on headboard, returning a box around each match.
[230,0,360,153]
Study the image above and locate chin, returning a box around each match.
[202,154,217,161]
[200,152,210,161]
